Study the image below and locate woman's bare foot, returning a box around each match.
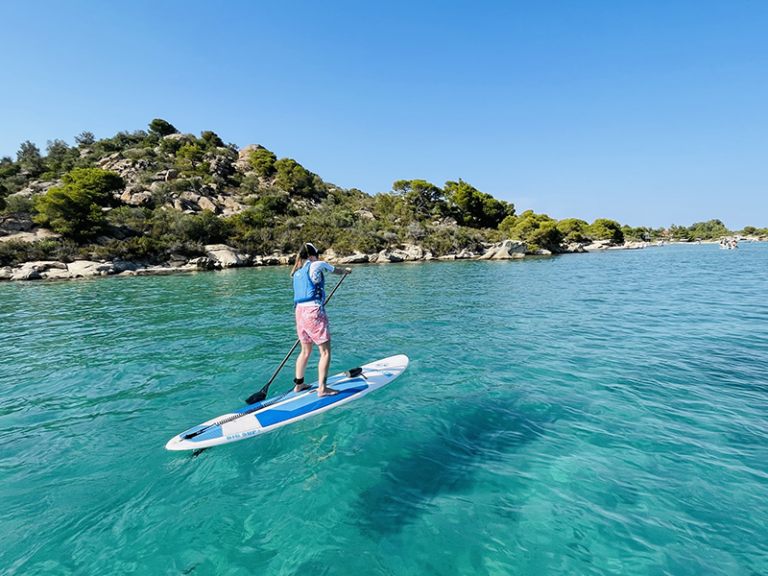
[294,383,311,393]
[317,386,339,398]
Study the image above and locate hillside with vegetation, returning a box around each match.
[1,119,765,272]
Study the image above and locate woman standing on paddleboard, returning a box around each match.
[291,242,351,397]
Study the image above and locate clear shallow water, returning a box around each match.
[1,244,767,576]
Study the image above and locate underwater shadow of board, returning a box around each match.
[352,395,551,536]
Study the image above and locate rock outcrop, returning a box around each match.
[204,244,250,268]
[477,239,526,260]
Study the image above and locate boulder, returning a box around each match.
[222,197,243,210]
[21,261,67,271]
[251,254,286,266]
[234,159,253,174]
[189,257,216,270]
[97,152,123,168]
[322,249,369,264]
[354,209,376,221]
[0,232,36,244]
[210,156,234,179]
[41,268,73,280]
[164,133,192,143]
[11,268,41,281]
[582,240,612,251]
[563,243,587,253]
[198,196,217,213]
[478,239,526,260]
[401,243,425,260]
[67,261,115,277]
[374,249,404,263]
[113,261,140,273]
[0,267,13,281]
[180,191,201,203]
[153,169,178,181]
[13,181,60,198]
[531,248,552,256]
[173,198,196,212]
[0,213,35,235]
[0,228,61,243]
[238,144,264,160]
[121,191,153,206]
[205,244,249,268]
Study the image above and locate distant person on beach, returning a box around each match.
[290,242,351,397]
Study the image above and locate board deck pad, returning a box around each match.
[166,354,409,451]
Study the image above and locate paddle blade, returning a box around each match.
[245,390,267,405]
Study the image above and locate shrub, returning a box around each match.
[392,179,445,220]
[107,206,152,233]
[687,219,729,240]
[557,218,589,243]
[444,179,513,229]
[621,226,652,241]
[75,132,96,146]
[200,131,224,150]
[587,219,624,243]
[176,144,208,176]
[0,239,79,266]
[89,237,167,263]
[149,119,178,138]
[503,211,563,249]
[0,240,33,266]
[92,131,148,156]
[159,137,186,156]
[239,174,262,196]
[250,148,277,179]
[274,158,318,197]
[3,195,33,214]
[33,168,124,239]
[45,139,78,174]
[17,141,46,177]
[178,211,228,244]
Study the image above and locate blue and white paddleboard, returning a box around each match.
[166,354,409,451]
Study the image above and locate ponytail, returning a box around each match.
[290,242,319,276]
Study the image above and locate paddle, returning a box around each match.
[243,271,349,405]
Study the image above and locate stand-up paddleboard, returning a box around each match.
[166,354,409,451]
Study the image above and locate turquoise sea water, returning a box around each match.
[2,244,768,576]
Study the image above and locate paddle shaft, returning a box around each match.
[249,272,348,401]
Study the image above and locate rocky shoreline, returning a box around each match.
[0,238,660,283]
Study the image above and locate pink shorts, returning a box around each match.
[295,306,331,344]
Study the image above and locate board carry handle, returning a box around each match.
[244,272,349,405]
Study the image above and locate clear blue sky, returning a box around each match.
[1,0,766,229]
